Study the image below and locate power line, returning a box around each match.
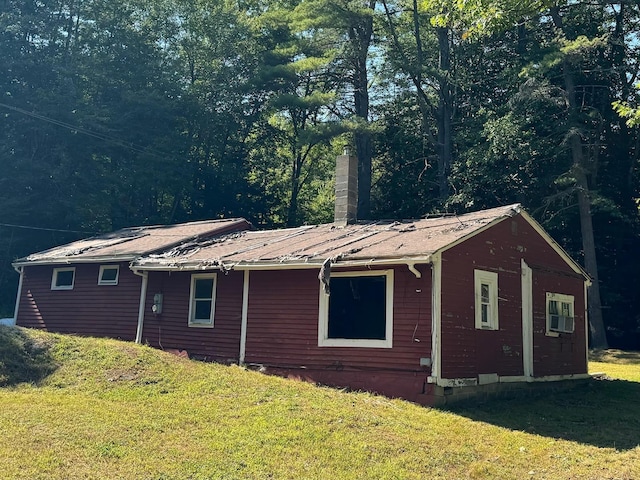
[0,102,174,160]
[0,222,96,235]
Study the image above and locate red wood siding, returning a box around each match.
[141,270,243,363]
[244,265,432,400]
[440,216,587,379]
[531,270,587,376]
[16,263,140,340]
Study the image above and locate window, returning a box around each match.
[546,293,575,335]
[318,270,394,348]
[188,274,217,327]
[51,267,75,290]
[474,270,499,330]
[98,265,119,285]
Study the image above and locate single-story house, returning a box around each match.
[13,218,251,341]
[129,203,590,403]
[12,152,590,403]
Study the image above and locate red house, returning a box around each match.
[12,152,590,404]
[129,202,590,404]
[13,218,251,341]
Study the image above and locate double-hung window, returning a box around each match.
[318,270,394,348]
[188,274,217,327]
[474,270,499,330]
[51,267,75,290]
[546,293,575,335]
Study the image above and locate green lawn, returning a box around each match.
[0,326,638,479]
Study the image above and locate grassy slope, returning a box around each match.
[0,326,638,480]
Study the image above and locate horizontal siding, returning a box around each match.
[244,266,432,377]
[17,263,140,340]
[532,270,587,376]
[141,270,243,363]
[440,216,587,379]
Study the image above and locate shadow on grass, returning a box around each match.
[590,349,640,364]
[447,378,640,450]
[0,325,58,386]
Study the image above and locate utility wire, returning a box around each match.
[0,222,96,235]
[0,102,173,160]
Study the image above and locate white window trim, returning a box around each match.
[98,265,120,286]
[318,269,394,348]
[188,273,217,328]
[51,267,76,290]
[546,292,575,336]
[474,270,499,330]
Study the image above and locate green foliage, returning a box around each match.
[1,0,640,346]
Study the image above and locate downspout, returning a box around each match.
[12,265,23,325]
[407,262,422,279]
[132,269,149,344]
[239,270,250,364]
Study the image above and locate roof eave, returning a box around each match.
[132,255,434,272]
[12,255,138,268]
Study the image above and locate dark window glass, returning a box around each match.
[194,300,212,322]
[101,268,118,282]
[56,270,74,287]
[195,278,214,299]
[328,275,386,340]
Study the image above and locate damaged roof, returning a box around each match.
[132,204,524,271]
[14,218,251,266]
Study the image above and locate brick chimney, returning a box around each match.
[334,147,358,225]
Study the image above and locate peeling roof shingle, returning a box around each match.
[133,204,522,270]
[14,218,251,265]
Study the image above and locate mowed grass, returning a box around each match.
[0,326,638,479]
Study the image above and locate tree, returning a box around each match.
[292,0,376,219]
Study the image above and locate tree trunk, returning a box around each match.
[551,8,608,349]
[351,4,374,220]
[436,27,453,201]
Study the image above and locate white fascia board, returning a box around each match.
[518,210,590,281]
[12,256,136,267]
[131,256,433,272]
[430,213,518,259]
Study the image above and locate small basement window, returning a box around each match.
[98,265,119,285]
[51,267,75,290]
[546,293,575,335]
[188,273,217,327]
[318,270,394,348]
[474,270,499,330]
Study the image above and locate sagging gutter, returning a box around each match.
[132,255,433,272]
[131,268,149,344]
[12,255,137,268]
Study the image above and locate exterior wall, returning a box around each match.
[439,216,587,380]
[531,269,587,376]
[141,270,244,363]
[244,265,432,402]
[16,262,140,340]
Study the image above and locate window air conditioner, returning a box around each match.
[550,315,575,333]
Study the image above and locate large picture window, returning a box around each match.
[188,274,217,327]
[318,270,394,348]
[474,270,499,330]
[51,267,75,290]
